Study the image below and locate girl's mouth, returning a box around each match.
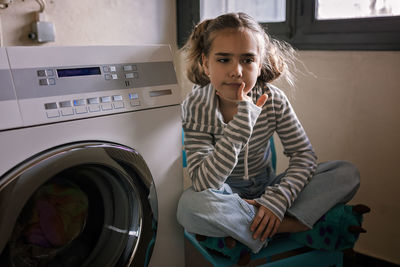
[224,83,242,88]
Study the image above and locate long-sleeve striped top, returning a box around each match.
[182,83,317,221]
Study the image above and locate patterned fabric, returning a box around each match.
[182,83,317,220]
[197,236,250,263]
[290,204,364,251]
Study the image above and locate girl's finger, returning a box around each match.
[250,209,264,233]
[270,220,280,238]
[261,219,275,241]
[250,216,260,233]
[244,199,260,207]
[256,93,268,107]
[254,216,269,240]
[237,82,246,101]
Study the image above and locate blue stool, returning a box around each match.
[182,131,343,267]
[184,230,343,267]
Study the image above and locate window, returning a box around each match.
[177,0,400,50]
[200,0,286,23]
[316,0,400,20]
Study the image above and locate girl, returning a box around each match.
[177,12,362,259]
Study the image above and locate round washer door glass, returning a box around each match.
[0,142,157,267]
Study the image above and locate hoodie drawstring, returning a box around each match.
[243,89,255,181]
[244,143,249,180]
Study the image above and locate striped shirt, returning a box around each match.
[182,83,317,221]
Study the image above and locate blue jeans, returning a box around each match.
[176,161,360,253]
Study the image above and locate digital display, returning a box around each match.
[149,89,172,97]
[57,67,101,77]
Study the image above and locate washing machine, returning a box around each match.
[0,45,184,267]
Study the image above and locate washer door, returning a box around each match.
[0,142,157,267]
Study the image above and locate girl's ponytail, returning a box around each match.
[182,19,212,86]
[259,37,296,86]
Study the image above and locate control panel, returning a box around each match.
[0,45,180,131]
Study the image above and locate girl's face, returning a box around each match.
[202,28,262,101]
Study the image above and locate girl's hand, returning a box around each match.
[236,82,252,102]
[216,82,268,108]
[236,82,268,108]
[244,199,281,241]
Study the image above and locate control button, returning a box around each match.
[100,96,112,103]
[46,110,60,118]
[75,106,88,114]
[38,69,54,77]
[123,65,133,71]
[48,78,56,85]
[125,73,134,79]
[110,66,116,72]
[111,74,118,80]
[89,105,101,112]
[59,101,72,108]
[87,97,99,104]
[73,99,86,106]
[103,66,110,72]
[39,79,49,86]
[132,65,137,71]
[37,70,46,77]
[133,72,139,79]
[44,102,58,110]
[130,100,140,107]
[61,108,74,116]
[101,103,113,110]
[112,95,123,101]
[129,93,139,100]
[104,74,112,80]
[47,69,54,76]
[113,102,124,109]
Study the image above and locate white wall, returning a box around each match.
[273,51,400,264]
[0,0,176,47]
[179,49,400,264]
[2,1,400,264]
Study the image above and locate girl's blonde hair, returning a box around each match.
[182,12,296,87]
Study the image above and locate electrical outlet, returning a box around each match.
[29,12,56,43]
[31,21,55,42]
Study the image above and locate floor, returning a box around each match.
[343,250,399,267]
[184,238,399,267]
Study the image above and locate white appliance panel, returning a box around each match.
[0,46,184,267]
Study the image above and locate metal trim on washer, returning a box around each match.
[0,142,157,267]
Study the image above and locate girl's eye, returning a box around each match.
[217,58,229,63]
[243,58,255,64]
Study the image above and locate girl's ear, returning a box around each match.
[202,53,210,76]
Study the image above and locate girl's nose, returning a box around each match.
[230,62,242,78]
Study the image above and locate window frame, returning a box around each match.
[177,0,200,48]
[177,0,400,50]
